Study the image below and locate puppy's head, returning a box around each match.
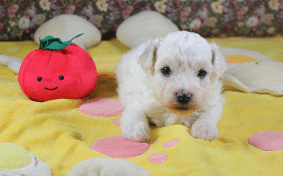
[138,31,227,115]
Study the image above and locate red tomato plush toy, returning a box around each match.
[18,34,97,102]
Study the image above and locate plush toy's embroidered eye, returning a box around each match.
[59,75,64,80]
[37,77,42,82]
[197,69,207,78]
[161,67,172,76]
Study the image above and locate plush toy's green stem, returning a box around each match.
[39,33,84,50]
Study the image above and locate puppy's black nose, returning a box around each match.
[176,92,192,105]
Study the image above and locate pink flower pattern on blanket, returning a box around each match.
[79,98,124,117]
[81,98,180,164]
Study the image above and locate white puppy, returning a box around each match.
[115,31,227,142]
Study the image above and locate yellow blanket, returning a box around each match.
[0,38,283,176]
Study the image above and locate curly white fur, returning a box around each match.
[115,31,227,142]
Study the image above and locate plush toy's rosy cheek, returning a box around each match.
[23,71,81,102]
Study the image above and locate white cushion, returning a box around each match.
[117,11,179,48]
[221,48,283,95]
[34,14,101,50]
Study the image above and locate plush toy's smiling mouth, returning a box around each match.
[45,87,58,91]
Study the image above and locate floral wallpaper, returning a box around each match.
[0,0,282,41]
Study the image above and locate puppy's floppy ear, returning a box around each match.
[210,42,227,78]
[137,38,160,71]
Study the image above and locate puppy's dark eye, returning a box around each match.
[197,69,207,78]
[161,67,172,76]
[37,77,42,82]
[59,75,64,80]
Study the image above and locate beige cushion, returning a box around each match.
[34,14,101,50]
[221,48,283,95]
[117,11,179,48]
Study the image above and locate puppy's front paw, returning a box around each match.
[191,121,219,141]
[121,121,150,143]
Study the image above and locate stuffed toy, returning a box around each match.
[18,34,97,102]
[2,12,283,175]
[0,143,52,176]
[0,143,151,176]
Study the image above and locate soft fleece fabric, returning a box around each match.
[0,38,283,176]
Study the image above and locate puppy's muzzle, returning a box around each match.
[165,92,197,115]
[176,92,193,105]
